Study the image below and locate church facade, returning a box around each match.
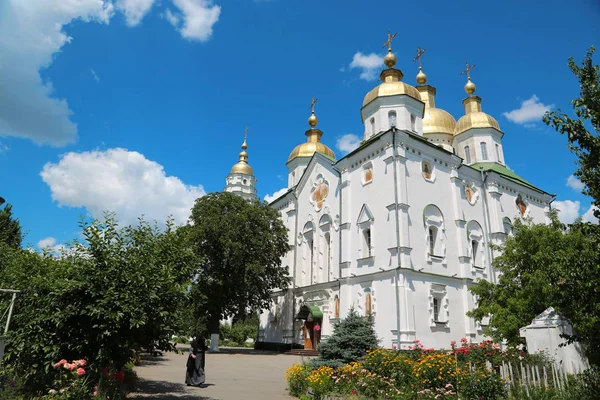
[229,43,554,351]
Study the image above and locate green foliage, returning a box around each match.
[458,370,506,400]
[219,313,259,346]
[469,216,600,364]
[317,308,378,365]
[187,192,290,333]
[0,214,196,394]
[543,46,600,220]
[0,204,22,249]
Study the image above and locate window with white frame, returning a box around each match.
[424,204,445,260]
[467,220,484,269]
[429,284,448,325]
[464,146,471,163]
[363,228,372,257]
[388,111,397,128]
[324,232,331,279]
[495,143,501,162]
[480,142,488,160]
[503,217,512,236]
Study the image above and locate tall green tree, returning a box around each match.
[0,203,23,248]
[543,45,600,218]
[0,214,196,393]
[187,192,289,342]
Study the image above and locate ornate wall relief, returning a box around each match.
[422,160,434,182]
[463,181,479,205]
[310,174,329,212]
[362,162,373,185]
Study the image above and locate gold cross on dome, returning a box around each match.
[382,32,397,51]
[309,97,318,113]
[461,62,476,79]
[244,126,248,140]
[413,47,426,67]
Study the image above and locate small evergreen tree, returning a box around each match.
[317,307,378,365]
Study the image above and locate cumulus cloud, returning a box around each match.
[336,134,361,154]
[503,95,553,125]
[115,0,155,26]
[264,188,288,203]
[566,174,585,191]
[0,0,116,146]
[553,200,581,224]
[168,0,221,41]
[40,148,205,226]
[349,52,383,81]
[37,237,66,254]
[582,205,599,223]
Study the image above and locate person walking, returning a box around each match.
[185,336,208,387]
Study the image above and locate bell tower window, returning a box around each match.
[388,111,397,128]
[480,142,488,160]
[410,114,416,131]
[370,117,375,134]
[464,146,471,163]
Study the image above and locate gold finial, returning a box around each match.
[382,32,398,68]
[242,126,248,150]
[461,62,476,95]
[308,97,318,128]
[414,47,427,85]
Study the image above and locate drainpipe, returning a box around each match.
[391,129,402,348]
[479,167,495,284]
[332,165,343,312]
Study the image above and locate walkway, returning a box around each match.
[128,347,311,400]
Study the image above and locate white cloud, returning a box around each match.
[37,236,66,255]
[115,0,155,26]
[553,200,581,224]
[503,95,553,125]
[582,205,599,223]
[169,0,221,42]
[40,148,205,226]
[164,8,180,26]
[349,52,383,81]
[566,174,585,191]
[90,68,100,82]
[264,187,288,203]
[336,134,361,154]
[0,0,116,146]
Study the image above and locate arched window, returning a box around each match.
[308,238,314,283]
[428,226,437,255]
[388,111,397,128]
[464,146,471,163]
[467,220,484,269]
[334,295,340,318]
[370,117,375,133]
[424,204,444,260]
[410,114,416,131]
[324,232,331,279]
[303,222,315,286]
[365,292,372,316]
[480,142,488,160]
[503,217,512,236]
[495,143,501,162]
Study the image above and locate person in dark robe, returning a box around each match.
[185,336,208,386]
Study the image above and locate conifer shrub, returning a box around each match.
[313,307,378,367]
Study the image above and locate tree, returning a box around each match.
[187,192,290,346]
[317,308,378,366]
[0,203,23,248]
[543,46,600,219]
[0,214,197,393]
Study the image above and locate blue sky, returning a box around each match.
[0,0,598,251]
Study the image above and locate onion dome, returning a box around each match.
[230,130,253,175]
[454,75,501,135]
[288,100,336,162]
[415,65,456,136]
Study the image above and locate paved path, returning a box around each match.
[128,347,311,400]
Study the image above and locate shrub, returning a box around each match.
[317,308,378,365]
[458,368,506,400]
[307,366,334,399]
[286,363,311,397]
[412,352,461,390]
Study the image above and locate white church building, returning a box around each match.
[225,42,554,351]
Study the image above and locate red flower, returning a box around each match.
[352,389,357,395]
[115,371,125,382]
[102,368,109,375]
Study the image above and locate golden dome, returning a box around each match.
[465,78,476,95]
[423,107,457,135]
[363,81,421,108]
[455,112,500,135]
[416,68,427,85]
[288,140,336,162]
[230,130,254,175]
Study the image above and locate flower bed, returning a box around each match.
[286,339,550,400]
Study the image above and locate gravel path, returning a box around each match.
[128,347,310,399]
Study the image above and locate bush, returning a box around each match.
[317,308,378,365]
[286,364,311,397]
[458,369,506,400]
